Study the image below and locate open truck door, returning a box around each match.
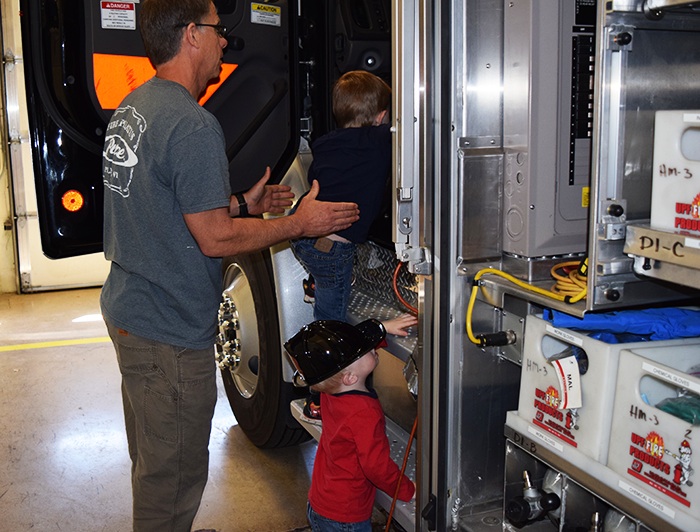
[19,0,299,259]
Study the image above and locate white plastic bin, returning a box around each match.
[650,110,700,236]
[607,342,700,522]
[517,315,698,465]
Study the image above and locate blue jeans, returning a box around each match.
[106,320,218,532]
[291,237,356,321]
[307,502,372,532]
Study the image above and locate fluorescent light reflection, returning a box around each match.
[72,314,103,323]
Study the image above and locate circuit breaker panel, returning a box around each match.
[496,0,700,311]
[502,0,596,260]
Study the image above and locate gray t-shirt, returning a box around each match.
[101,77,231,349]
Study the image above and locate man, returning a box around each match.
[100,1,359,530]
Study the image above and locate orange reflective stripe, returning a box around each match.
[93,53,155,109]
[93,53,238,109]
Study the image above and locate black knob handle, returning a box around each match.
[614,32,632,45]
[226,35,245,51]
[540,492,561,512]
[605,289,620,301]
[607,204,624,217]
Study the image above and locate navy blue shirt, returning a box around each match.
[307,124,391,243]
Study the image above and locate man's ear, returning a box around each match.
[183,22,202,49]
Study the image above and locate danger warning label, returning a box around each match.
[101,2,136,31]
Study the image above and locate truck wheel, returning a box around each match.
[216,251,310,448]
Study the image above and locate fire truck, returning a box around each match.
[4,0,700,530]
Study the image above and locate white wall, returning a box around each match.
[0,124,17,293]
[1,0,22,293]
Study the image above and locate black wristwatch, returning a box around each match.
[234,192,248,217]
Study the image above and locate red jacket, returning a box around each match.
[308,389,415,523]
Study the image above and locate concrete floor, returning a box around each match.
[0,288,324,531]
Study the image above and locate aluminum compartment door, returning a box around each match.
[18,0,299,259]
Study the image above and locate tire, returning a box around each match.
[216,251,311,448]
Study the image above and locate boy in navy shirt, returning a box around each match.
[291,70,392,322]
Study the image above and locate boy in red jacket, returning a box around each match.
[285,319,415,531]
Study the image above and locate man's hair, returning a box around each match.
[332,70,391,128]
[140,0,212,66]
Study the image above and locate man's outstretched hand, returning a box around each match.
[240,167,295,216]
[293,180,360,237]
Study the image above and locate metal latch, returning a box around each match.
[398,245,432,275]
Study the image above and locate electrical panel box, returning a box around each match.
[502,0,597,259]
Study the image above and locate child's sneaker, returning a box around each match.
[303,275,316,304]
[301,395,322,425]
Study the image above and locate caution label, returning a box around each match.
[251,3,281,27]
[101,2,136,30]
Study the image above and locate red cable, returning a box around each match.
[385,261,418,530]
[392,262,418,315]
[385,416,419,531]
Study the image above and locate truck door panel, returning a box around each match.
[20,0,298,258]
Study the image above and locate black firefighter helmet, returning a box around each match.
[284,319,386,386]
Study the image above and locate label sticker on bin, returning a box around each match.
[552,356,582,409]
[642,361,700,395]
[530,384,580,449]
[622,431,693,509]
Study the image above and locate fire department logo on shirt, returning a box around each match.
[103,105,147,197]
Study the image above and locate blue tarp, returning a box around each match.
[544,308,700,341]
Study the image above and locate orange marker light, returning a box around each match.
[62,190,85,212]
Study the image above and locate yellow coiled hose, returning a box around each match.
[466,262,587,347]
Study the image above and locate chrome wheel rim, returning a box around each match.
[216,263,260,399]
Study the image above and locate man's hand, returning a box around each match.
[293,180,359,237]
[233,167,294,216]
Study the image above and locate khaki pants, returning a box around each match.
[106,321,217,532]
